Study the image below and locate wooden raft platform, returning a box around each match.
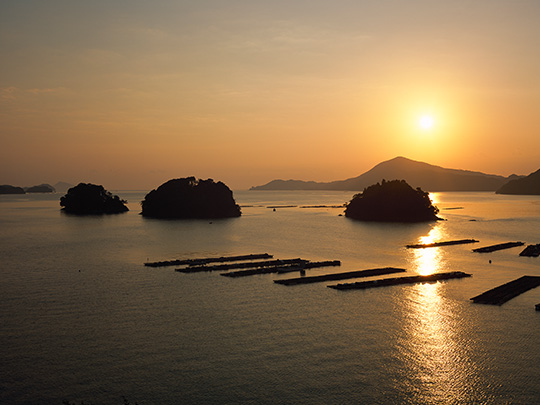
[519,244,540,257]
[176,258,306,273]
[406,239,479,249]
[328,271,471,290]
[144,253,272,267]
[274,267,406,286]
[470,276,540,305]
[221,260,341,278]
[473,241,524,253]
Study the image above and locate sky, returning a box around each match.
[1,0,540,190]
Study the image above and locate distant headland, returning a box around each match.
[250,156,521,192]
[496,168,540,195]
[141,177,241,219]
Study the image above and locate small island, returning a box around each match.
[26,184,55,193]
[60,183,129,214]
[141,177,241,219]
[344,179,440,222]
[0,185,25,194]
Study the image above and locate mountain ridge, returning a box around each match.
[250,157,519,192]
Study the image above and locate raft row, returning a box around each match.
[470,275,540,305]
[274,267,406,286]
[327,271,472,290]
[176,258,306,273]
[519,244,540,257]
[473,241,524,253]
[221,260,341,278]
[406,239,479,249]
[144,253,273,267]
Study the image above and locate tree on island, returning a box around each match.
[141,177,241,219]
[344,179,440,222]
[0,185,25,194]
[60,183,129,214]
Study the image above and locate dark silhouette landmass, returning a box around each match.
[25,183,55,193]
[60,183,129,214]
[344,179,440,222]
[251,156,518,192]
[496,168,540,195]
[141,177,241,219]
[0,185,25,194]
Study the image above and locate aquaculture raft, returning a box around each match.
[519,244,540,257]
[221,260,341,278]
[144,253,272,267]
[328,271,471,290]
[470,276,540,305]
[274,267,406,286]
[473,242,524,253]
[406,239,479,249]
[176,258,306,273]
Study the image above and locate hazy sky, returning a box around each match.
[2,1,540,190]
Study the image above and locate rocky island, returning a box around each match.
[141,177,241,219]
[344,179,440,222]
[60,183,129,214]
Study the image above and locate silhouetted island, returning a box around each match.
[60,183,129,214]
[496,168,540,195]
[344,179,440,222]
[0,185,25,194]
[26,184,55,193]
[141,177,241,219]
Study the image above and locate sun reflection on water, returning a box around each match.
[398,222,480,403]
[412,226,446,276]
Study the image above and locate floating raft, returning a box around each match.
[221,260,341,278]
[406,239,479,249]
[144,253,273,267]
[470,276,540,305]
[473,241,524,253]
[519,244,540,257]
[328,271,471,290]
[274,267,406,286]
[177,258,306,273]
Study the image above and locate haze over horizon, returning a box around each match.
[2,1,540,190]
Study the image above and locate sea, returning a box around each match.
[1,190,539,405]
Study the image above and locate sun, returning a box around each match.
[418,115,435,130]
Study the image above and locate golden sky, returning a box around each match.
[1,1,540,190]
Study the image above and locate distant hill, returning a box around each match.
[250,157,517,192]
[496,168,540,195]
[54,181,74,194]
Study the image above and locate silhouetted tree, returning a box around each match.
[60,183,128,214]
[141,177,241,219]
[344,179,440,222]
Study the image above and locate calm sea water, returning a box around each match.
[1,190,539,404]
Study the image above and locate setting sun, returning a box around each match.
[419,115,435,130]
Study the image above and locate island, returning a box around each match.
[141,177,241,219]
[496,168,540,195]
[26,184,55,193]
[0,185,25,194]
[344,179,440,222]
[60,183,129,214]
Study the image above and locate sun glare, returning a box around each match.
[419,115,435,130]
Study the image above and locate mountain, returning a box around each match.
[25,184,55,193]
[496,168,540,195]
[250,157,516,192]
[54,181,74,194]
